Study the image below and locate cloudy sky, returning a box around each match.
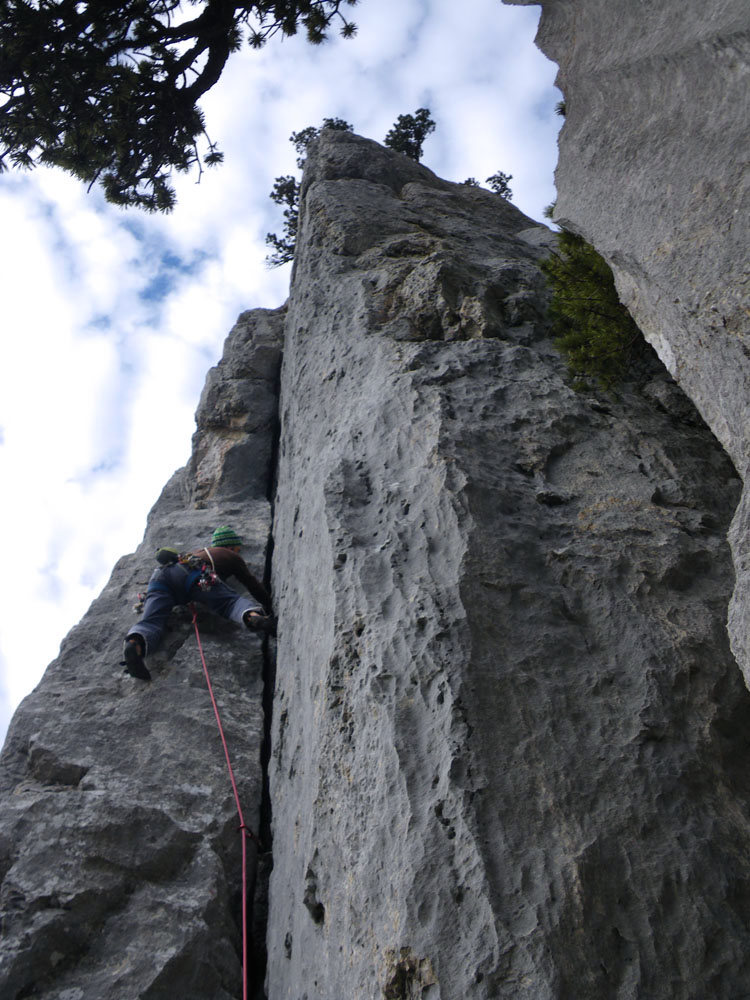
[0,0,560,741]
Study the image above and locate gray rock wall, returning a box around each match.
[503,0,750,686]
[2,64,749,996]
[267,132,750,999]
[0,309,282,999]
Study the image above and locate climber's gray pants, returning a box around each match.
[126,563,262,653]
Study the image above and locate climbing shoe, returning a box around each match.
[122,638,151,681]
[243,611,277,637]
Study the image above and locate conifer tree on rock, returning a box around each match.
[0,0,358,211]
[462,172,513,200]
[486,170,513,200]
[266,118,353,267]
[542,227,647,388]
[290,117,354,168]
[383,108,436,161]
[266,111,437,266]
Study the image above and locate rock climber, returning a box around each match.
[122,526,275,681]
[191,525,272,612]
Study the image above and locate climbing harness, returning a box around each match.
[180,549,218,591]
[191,605,260,1000]
[197,568,219,590]
[196,547,219,591]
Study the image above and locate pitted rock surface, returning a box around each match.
[2,124,750,1000]
[503,0,750,687]
[268,131,750,999]
[0,308,282,999]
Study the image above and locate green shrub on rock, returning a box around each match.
[541,229,646,388]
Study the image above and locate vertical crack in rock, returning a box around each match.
[250,354,284,998]
[0,308,284,999]
[267,131,750,999]
[1,105,748,997]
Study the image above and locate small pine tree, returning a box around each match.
[267,110,437,266]
[290,117,353,168]
[486,171,513,200]
[487,170,513,201]
[461,173,513,199]
[265,175,300,267]
[384,108,435,162]
[265,118,352,266]
[541,230,646,388]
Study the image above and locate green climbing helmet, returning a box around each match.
[211,526,242,548]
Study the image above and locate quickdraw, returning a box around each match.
[197,568,218,591]
[180,548,218,591]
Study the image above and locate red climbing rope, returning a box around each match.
[191,606,254,1000]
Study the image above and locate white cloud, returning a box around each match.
[0,1,560,744]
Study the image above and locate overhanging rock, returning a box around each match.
[503,0,750,686]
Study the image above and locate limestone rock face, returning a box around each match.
[0,309,282,999]
[268,132,750,999]
[503,0,750,684]
[2,122,750,1000]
